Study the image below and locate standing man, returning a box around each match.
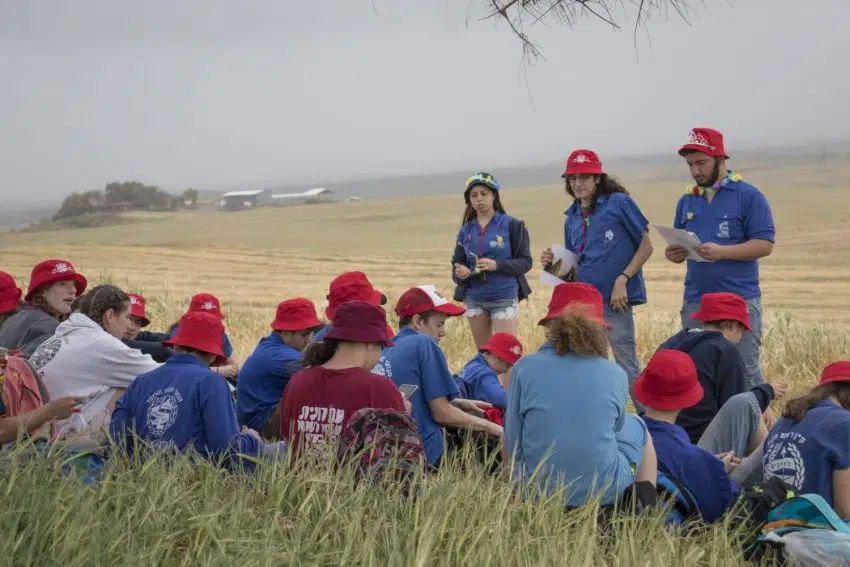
[665,127,775,391]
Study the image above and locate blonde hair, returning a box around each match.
[545,308,609,357]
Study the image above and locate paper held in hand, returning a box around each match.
[541,244,579,286]
[653,225,714,263]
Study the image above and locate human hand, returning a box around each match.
[242,426,262,442]
[718,451,740,473]
[487,423,504,439]
[404,400,412,414]
[452,398,490,417]
[665,245,688,264]
[47,396,83,419]
[696,242,727,261]
[763,407,777,429]
[610,276,629,312]
[217,365,238,379]
[770,382,789,400]
[476,258,498,272]
[454,263,472,280]
[541,248,554,267]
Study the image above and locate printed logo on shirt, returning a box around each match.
[296,405,346,447]
[717,220,730,239]
[373,357,392,378]
[605,229,614,242]
[29,336,67,372]
[489,235,505,249]
[146,387,183,438]
[763,433,806,489]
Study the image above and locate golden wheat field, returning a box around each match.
[2,161,850,398]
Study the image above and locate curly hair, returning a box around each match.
[564,173,629,215]
[78,285,130,329]
[784,382,850,422]
[28,288,66,320]
[545,308,609,358]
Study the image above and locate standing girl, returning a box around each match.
[542,150,653,408]
[452,172,532,349]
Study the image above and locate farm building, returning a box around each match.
[271,187,333,205]
[219,190,272,210]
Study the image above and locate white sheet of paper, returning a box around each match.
[540,244,579,286]
[653,225,714,263]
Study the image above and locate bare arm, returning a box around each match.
[0,397,79,444]
[622,232,653,278]
[718,239,774,262]
[833,468,850,519]
[429,397,502,437]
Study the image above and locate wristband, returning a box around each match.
[619,272,631,282]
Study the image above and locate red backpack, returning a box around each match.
[0,349,54,441]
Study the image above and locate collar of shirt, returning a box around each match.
[565,195,608,216]
[165,353,210,368]
[395,327,420,341]
[641,415,690,440]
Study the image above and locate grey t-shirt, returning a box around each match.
[0,306,59,358]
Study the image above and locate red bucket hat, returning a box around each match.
[634,349,704,411]
[0,271,22,315]
[127,293,151,327]
[325,301,393,347]
[538,282,607,327]
[25,259,87,301]
[819,361,850,387]
[189,293,225,320]
[481,333,524,366]
[163,312,228,366]
[271,298,322,332]
[678,127,729,159]
[562,149,604,177]
[395,285,465,318]
[326,272,386,320]
[691,292,751,331]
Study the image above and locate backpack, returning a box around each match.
[734,476,799,536]
[655,471,701,526]
[337,408,424,494]
[0,350,54,443]
[743,493,850,564]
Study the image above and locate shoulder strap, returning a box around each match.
[657,471,701,520]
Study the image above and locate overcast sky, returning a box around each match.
[1,0,848,203]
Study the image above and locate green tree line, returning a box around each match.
[53,183,199,220]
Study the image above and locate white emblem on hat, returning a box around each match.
[510,345,522,356]
[573,154,589,164]
[202,301,215,310]
[130,296,140,305]
[684,130,714,150]
[51,263,70,275]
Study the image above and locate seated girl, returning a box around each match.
[122,293,172,363]
[635,349,742,523]
[0,271,23,331]
[280,301,406,459]
[29,285,159,439]
[504,282,657,509]
[0,259,87,358]
[110,312,282,470]
[169,293,239,382]
[455,332,523,408]
[762,361,850,519]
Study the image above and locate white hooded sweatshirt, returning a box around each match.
[30,313,160,436]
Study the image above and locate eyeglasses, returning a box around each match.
[465,172,500,191]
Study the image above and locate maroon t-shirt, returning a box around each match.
[280,365,405,457]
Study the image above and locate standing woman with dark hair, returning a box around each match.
[30,284,159,438]
[542,151,653,409]
[452,172,533,349]
[0,259,88,358]
[279,301,406,458]
[762,362,850,518]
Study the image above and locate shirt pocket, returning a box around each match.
[714,210,744,242]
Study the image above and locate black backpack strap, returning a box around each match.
[658,472,702,521]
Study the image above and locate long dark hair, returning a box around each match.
[28,287,65,320]
[302,339,339,367]
[784,382,850,422]
[462,181,506,225]
[564,173,629,214]
[78,285,130,329]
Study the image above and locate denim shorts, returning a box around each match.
[463,298,519,320]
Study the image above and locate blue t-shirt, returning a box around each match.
[373,327,459,465]
[504,343,634,507]
[763,400,850,508]
[236,332,303,431]
[109,354,258,467]
[456,212,519,302]
[457,353,507,408]
[565,193,649,305]
[643,416,741,523]
[673,178,775,302]
[168,325,234,358]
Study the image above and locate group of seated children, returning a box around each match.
[0,259,848,522]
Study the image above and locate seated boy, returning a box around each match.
[122,293,173,363]
[635,349,741,523]
[658,292,783,444]
[455,333,522,408]
[373,285,502,467]
[313,272,388,343]
[237,298,322,436]
[109,312,282,470]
